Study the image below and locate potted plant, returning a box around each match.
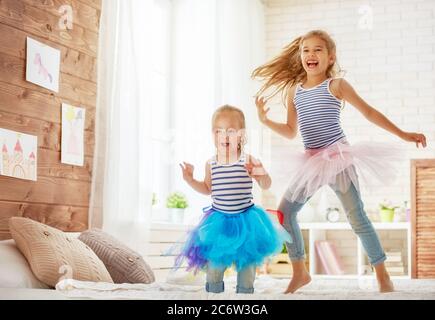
[166,192,188,223]
[379,200,399,223]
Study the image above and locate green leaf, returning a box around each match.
[166,192,188,208]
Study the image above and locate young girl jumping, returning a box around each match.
[177,105,290,294]
[252,30,427,294]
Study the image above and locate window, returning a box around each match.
[148,0,173,221]
[147,0,265,224]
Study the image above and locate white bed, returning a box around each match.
[2,238,435,300]
[2,274,435,300]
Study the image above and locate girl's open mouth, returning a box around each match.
[220,142,230,148]
[306,60,319,69]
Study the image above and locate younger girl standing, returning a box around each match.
[177,105,290,294]
[252,30,426,294]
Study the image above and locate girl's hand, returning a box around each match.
[255,96,270,124]
[401,131,427,148]
[244,157,267,178]
[179,162,194,183]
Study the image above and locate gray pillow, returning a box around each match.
[78,228,155,284]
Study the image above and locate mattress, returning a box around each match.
[3,275,434,300]
[0,287,70,300]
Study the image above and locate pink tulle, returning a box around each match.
[284,139,403,203]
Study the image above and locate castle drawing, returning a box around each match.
[1,138,36,181]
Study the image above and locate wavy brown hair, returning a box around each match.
[251,30,342,105]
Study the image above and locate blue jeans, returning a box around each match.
[278,182,386,266]
[206,265,256,294]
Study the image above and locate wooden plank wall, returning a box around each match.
[411,159,435,278]
[0,0,101,240]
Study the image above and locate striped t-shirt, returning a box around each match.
[210,154,254,214]
[294,78,346,149]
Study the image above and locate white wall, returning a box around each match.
[261,0,435,216]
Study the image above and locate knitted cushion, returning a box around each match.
[78,228,155,284]
[9,217,113,287]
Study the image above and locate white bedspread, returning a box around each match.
[53,274,435,300]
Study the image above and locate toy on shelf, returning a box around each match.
[266,253,292,275]
[315,240,345,275]
[266,209,284,225]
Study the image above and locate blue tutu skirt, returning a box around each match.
[175,205,292,272]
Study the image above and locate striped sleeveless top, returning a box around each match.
[210,154,254,214]
[294,78,346,149]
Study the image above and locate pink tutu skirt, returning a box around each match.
[284,138,403,203]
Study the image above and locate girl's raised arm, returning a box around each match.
[255,86,298,140]
[180,161,212,195]
[336,79,427,148]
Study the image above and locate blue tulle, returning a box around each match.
[175,205,292,272]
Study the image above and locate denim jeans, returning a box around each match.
[206,265,256,294]
[278,182,387,266]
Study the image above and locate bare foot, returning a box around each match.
[378,277,394,293]
[284,272,312,294]
[373,262,395,293]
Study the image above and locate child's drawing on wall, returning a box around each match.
[33,53,53,83]
[0,129,37,181]
[26,37,60,92]
[61,103,85,166]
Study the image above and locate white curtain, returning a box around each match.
[90,0,266,250]
[90,0,157,255]
[171,0,266,218]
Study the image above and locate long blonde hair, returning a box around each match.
[252,30,342,105]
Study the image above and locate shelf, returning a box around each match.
[267,274,411,280]
[150,221,194,231]
[149,221,411,280]
[359,229,410,278]
[266,223,411,279]
[150,220,410,231]
[311,229,358,276]
[311,274,368,280]
[299,222,410,230]
[358,274,411,280]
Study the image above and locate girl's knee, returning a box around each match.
[206,268,225,283]
[346,202,367,220]
[278,197,299,222]
[278,197,289,212]
[347,207,373,234]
